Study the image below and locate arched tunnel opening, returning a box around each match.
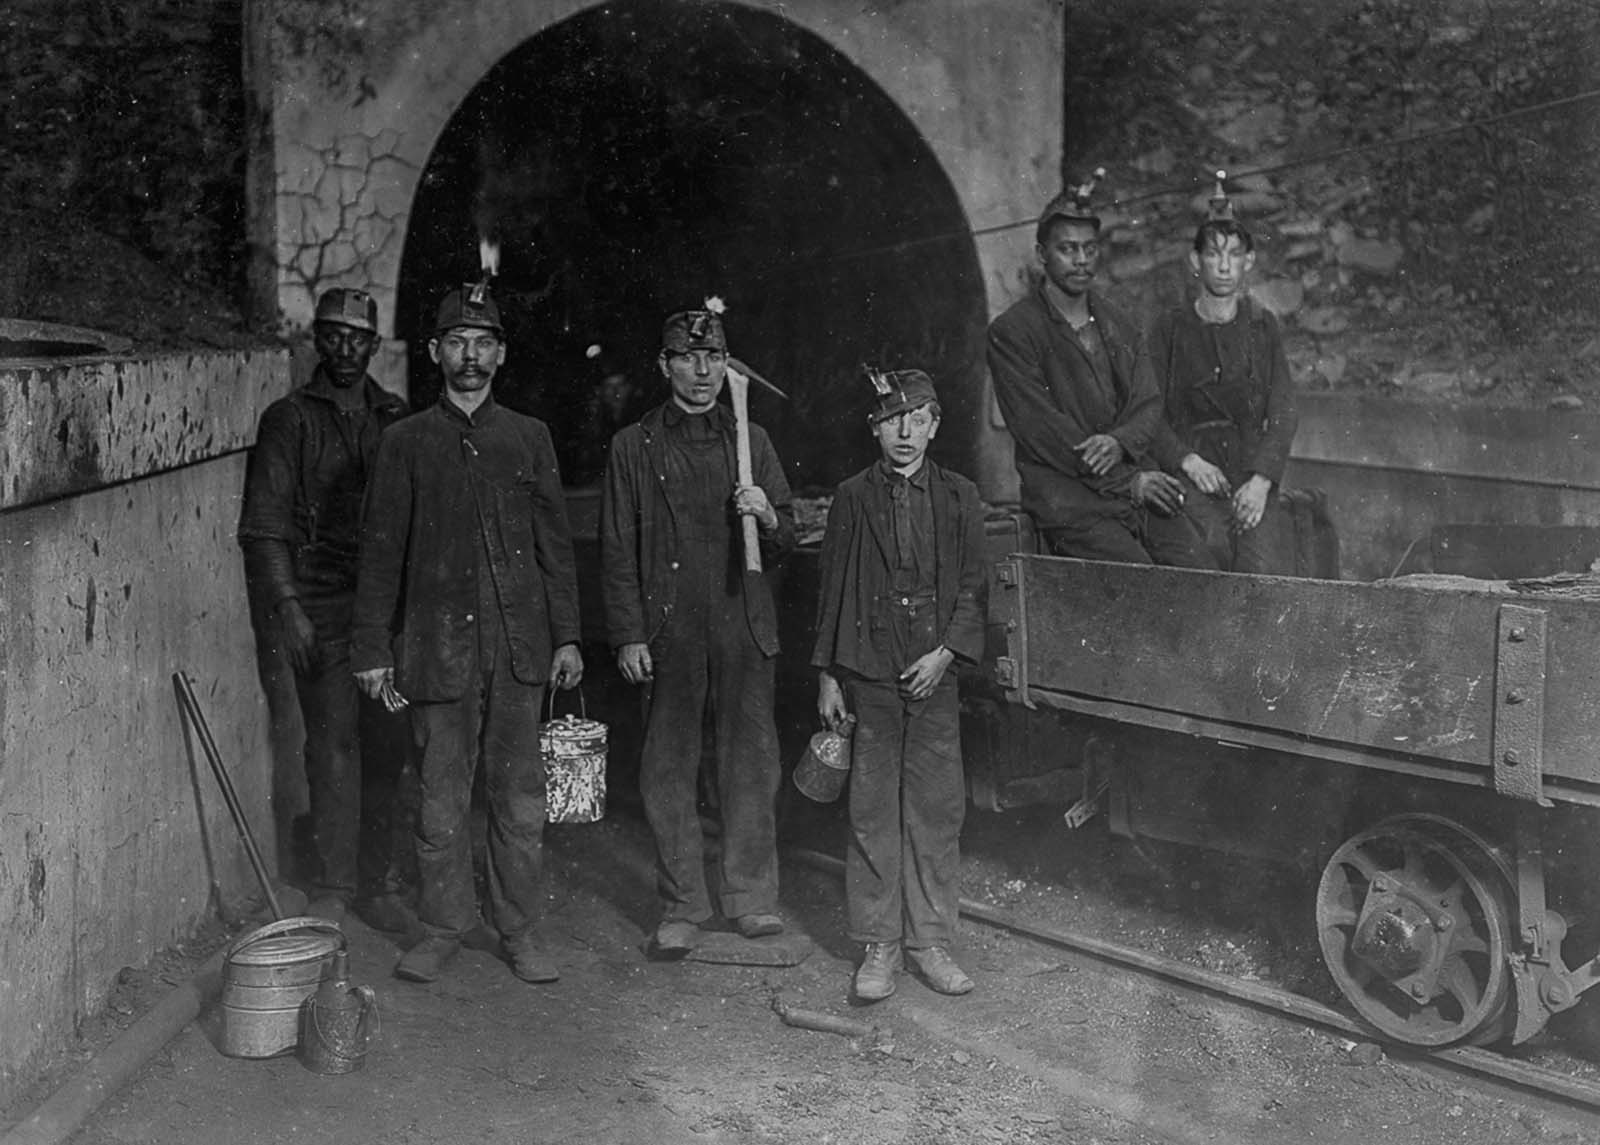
[398,0,990,495]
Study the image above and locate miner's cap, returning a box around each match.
[313,288,379,335]
[661,309,727,354]
[867,369,939,425]
[1037,167,1108,240]
[433,285,504,337]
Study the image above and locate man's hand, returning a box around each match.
[1130,470,1186,517]
[355,667,408,713]
[1073,433,1124,476]
[1232,474,1273,531]
[276,598,317,675]
[898,646,955,702]
[732,484,778,532]
[1180,453,1231,497]
[550,643,584,690]
[817,671,849,730]
[617,642,653,685]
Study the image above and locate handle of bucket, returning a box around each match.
[225,916,347,963]
[311,985,381,1056]
[543,684,587,723]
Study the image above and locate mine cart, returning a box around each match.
[992,553,1600,1048]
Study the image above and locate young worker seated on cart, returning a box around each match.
[987,173,1216,569]
[1145,173,1300,574]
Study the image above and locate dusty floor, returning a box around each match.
[18,800,1600,1145]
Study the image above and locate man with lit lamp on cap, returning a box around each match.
[352,281,583,985]
[811,367,987,1001]
[600,300,796,957]
[1146,172,1300,573]
[237,287,413,930]
[987,173,1216,568]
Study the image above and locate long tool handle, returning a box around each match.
[173,672,283,920]
[727,371,762,573]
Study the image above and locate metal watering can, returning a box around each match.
[298,948,380,1075]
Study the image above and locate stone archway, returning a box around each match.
[399,0,990,489]
[251,0,1060,492]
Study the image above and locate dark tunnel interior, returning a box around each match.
[398,0,990,493]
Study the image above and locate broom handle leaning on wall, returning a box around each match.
[173,671,283,921]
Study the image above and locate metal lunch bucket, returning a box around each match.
[540,689,607,824]
[219,917,345,1058]
[792,723,855,803]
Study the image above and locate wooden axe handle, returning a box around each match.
[727,371,762,573]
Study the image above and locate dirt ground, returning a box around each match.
[9,797,1597,1145]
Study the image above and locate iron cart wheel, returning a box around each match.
[1316,813,1515,1047]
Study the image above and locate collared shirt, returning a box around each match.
[883,459,935,595]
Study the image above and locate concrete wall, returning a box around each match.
[0,349,290,1106]
[247,0,1061,412]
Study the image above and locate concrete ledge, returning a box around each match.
[0,348,290,511]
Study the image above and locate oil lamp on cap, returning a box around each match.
[1206,169,1235,222]
[661,296,728,354]
[433,282,505,337]
[1038,166,1107,233]
[313,288,379,334]
[864,365,938,424]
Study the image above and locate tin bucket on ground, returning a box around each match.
[540,688,607,824]
[793,720,855,803]
[219,917,345,1058]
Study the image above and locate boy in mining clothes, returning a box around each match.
[811,368,987,1001]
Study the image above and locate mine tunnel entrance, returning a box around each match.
[398,0,988,493]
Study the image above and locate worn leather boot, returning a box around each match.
[853,940,903,1002]
[735,913,784,939]
[651,920,700,959]
[907,945,974,995]
[507,934,559,984]
[394,935,461,983]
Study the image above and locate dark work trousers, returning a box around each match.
[293,635,413,902]
[1186,491,1287,574]
[639,595,781,925]
[1041,502,1217,569]
[409,631,547,944]
[844,667,965,950]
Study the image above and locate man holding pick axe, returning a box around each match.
[600,299,796,957]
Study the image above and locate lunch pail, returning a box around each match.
[219,917,345,1058]
[540,688,607,823]
[792,718,856,803]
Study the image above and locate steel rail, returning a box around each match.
[783,846,1600,1115]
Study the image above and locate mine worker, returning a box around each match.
[1147,173,1299,573]
[812,368,987,1002]
[351,282,583,985]
[600,301,796,957]
[236,287,414,931]
[987,174,1215,568]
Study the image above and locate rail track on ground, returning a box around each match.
[785,846,1600,1122]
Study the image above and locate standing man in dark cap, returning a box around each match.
[987,174,1216,568]
[237,287,414,929]
[600,301,796,957]
[812,368,987,1002]
[352,282,583,985]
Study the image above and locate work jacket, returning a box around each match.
[986,285,1162,529]
[810,459,988,682]
[236,368,408,612]
[350,394,581,700]
[1146,299,1300,488]
[600,401,795,656]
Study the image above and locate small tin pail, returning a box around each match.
[540,689,607,824]
[298,949,379,1075]
[792,720,855,803]
[219,917,344,1058]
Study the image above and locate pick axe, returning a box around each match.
[725,357,788,574]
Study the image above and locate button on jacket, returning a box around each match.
[351,395,581,701]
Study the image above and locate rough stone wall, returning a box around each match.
[250,0,1062,486]
[0,349,289,1106]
